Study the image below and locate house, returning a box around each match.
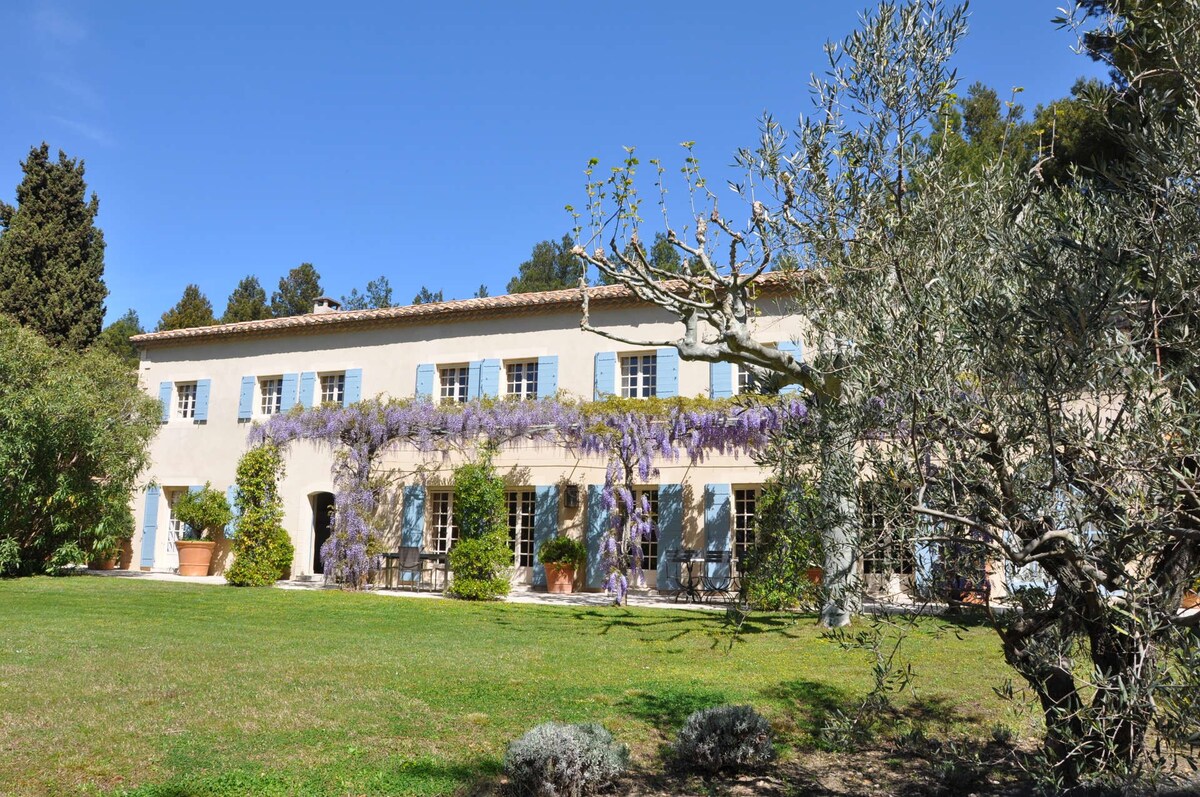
[129,279,917,594]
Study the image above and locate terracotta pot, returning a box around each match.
[1183,590,1200,610]
[176,540,216,576]
[806,567,824,585]
[545,562,576,594]
[90,556,119,570]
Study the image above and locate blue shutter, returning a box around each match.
[401,485,426,583]
[225,485,239,539]
[158,382,172,423]
[533,485,559,587]
[139,487,161,568]
[238,376,255,420]
[479,359,501,398]
[586,484,608,588]
[536,355,559,399]
[778,341,802,395]
[415,364,435,399]
[299,372,317,408]
[594,352,617,400]
[710,361,734,399]
[704,484,732,580]
[344,368,362,405]
[657,484,683,588]
[656,347,679,398]
[466,360,483,400]
[280,373,300,411]
[914,538,937,597]
[193,379,211,422]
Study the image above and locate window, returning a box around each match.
[260,378,283,415]
[508,490,536,567]
[176,382,197,419]
[439,366,469,404]
[506,361,539,400]
[860,485,915,576]
[430,491,458,553]
[632,488,659,571]
[620,354,657,398]
[735,364,753,395]
[165,489,186,558]
[733,488,759,564]
[320,373,345,405]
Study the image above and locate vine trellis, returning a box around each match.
[249,395,809,601]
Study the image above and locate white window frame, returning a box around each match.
[439,366,469,404]
[259,377,283,416]
[505,361,539,401]
[165,488,186,559]
[734,364,753,395]
[430,491,458,553]
[633,488,660,571]
[507,490,537,567]
[320,372,346,405]
[620,354,657,399]
[733,487,759,565]
[176,382,197,420]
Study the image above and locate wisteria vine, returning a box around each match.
[249,395,809,598]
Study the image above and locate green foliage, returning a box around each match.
[225,445,293,586]
[94,308,143,369]
[0,319,158,576]
[340,275,393,310]
[412,285,443,304]
[270,262,322,317]
[473,283,489,298]
[0,143,107,350]
[503,722,628,797]
[221,275,271,323]
[506,234,584,293]
[741,476,826,611]
[171,482,232,541]
[156,284,216,331]
[447,453,511,600]
[538,535,586,566]
[671,704,776,774]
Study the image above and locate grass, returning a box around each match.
[0,577,1015,796]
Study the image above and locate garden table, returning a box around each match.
[419,551,449,592]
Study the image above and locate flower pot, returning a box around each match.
[545,562,576,594]
[806,567,824,585]
[90,556,118,570]
[1183,590,1200,610]
[176,540,216,576]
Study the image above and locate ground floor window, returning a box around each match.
[507,490,536,567]
[165,488,186,558]
[633,488,659,572]
[733,487,759,564]
[860,484,915,577]
[430,491,458,553]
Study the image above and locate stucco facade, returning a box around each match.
[130,284,807,591]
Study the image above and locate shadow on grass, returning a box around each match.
[618,685,730,735]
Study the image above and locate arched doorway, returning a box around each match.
[311,492,335,575]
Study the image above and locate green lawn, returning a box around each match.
[0,577,1013,796]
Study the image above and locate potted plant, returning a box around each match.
[538,536,586,594]
[172,483,232,577]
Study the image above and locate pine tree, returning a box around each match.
[598,232,683,285]
[94,309,143,369]
[0,143,107,350]
[157,284,216,331]
[506,235,584,293]
[270,262,322,317]
[412,286,443,304]
[222,275,270,323]
[341,275,393,310]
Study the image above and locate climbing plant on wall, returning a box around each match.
[249,395,810,598]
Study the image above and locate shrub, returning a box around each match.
[171,482,232,540]
[225,445,294,587]
[537,536,586,566]
[503,722,628,797]
[447,450,511,600]
[739,474,825,611]
[671,704,775,775]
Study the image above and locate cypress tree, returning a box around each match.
[0,143,107,350]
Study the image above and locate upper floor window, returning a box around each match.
[440,366,469,404]
[507,490,536,567]
[260,377,283,416]
[321,373,345,405]
[506,361,539,400]
[176,382,197,419]
[620,354,657,399]
[735,364,753,395]
[733,487,759,564]
[430,491,458,553]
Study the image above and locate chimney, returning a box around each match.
[312,296,341,315]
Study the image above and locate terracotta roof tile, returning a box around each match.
[131,272,795,348]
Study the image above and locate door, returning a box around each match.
[164,489,185,571]
[312,492,335,575]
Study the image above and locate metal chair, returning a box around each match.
[700,550,734,602]
[663,548,700,602]
[394,546,423,590]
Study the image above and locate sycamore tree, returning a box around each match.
[571,1,967,627]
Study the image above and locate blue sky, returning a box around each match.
[0,1,1107,326]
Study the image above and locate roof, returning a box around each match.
[131,272,796,348]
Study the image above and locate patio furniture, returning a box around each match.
[700,550,735,602]
[391,546,423,589]
[419,551,449,592]
[663,548,702,603]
